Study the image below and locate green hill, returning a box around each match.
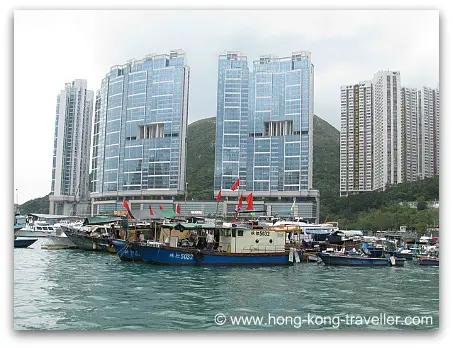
[312,115,340,216]
[186,117,216,200]
[18,194,50,215]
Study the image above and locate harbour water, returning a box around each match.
[14,248,439,330]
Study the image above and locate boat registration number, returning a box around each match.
[251,231,270,236]
[169,252,194,260]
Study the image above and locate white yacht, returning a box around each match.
[15,214,78,248]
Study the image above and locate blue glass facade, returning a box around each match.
[214,52,249,191]
[249,52,314,194]
[214,51,314,198]
[91,50,189,199]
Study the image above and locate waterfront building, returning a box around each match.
[214,52,249,192]
[418,86,440,179]
[372,70,402,191]
[49,79,94,215]
[339,81,374,196]
[213,51,319,219]
[248,52,314,197]
[90,50,190,215]
[401,87,419,182]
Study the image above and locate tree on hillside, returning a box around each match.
[417,201,427,211]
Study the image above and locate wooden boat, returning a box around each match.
[61,225,111,251]
[136,225,302,266]
[415,256,439,266]
[14,238,37,248]
[317,252,388,267]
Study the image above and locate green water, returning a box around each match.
[14,248,439,330]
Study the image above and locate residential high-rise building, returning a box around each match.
[418,87,440,178]
[49,79,94,215]
[372,71,402,191]
[214,51,319,220]
[90,50,190,214]
[248,51,314,196]
[401,87,419,182]
[339,71,439,196]
[339,81,373,196]
[214,52,249,192]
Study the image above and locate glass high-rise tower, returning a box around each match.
[248,52,314,196]
[90,50,190,214]
[214,51,318,220]
[214,52,249,192]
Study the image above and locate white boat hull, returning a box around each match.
[15,229,55,238]
[15,236,77,249]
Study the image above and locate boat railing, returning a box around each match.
[240,245,286,253]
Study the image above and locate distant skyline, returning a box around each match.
[14,10,439,204]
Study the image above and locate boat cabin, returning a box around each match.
[217,226,286,253]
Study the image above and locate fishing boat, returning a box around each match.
[61,224,112,251]
[136,224,302,266]
[14,237,37,248]
[61,216,124,251]
[316,252,388,267]
[415,256,439,266]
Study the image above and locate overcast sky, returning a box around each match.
[13,9,439,204]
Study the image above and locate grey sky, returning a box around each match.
[14,9,439,204]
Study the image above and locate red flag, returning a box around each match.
[122,197,130,211]
[237,194,243,210]
[246,193,253,210]
[148,205,154,216]
[230,178,240,191]
[176,203,181,214]
[159,205,164,210]
[216,189,222,202]
[122,198,135,219]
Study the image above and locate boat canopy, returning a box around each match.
[162,222,217,230]
[333,230,364,237]
[303,229,331,235]
[83,216,123,226]
[28,213,73,219]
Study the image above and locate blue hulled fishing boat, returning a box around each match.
[317,252,388,267]
[137,244,296,266]
[135,224,302,266]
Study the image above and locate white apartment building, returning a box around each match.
[340,81,373,196]
[418,87,440,178]
[401,87,419,182]
[372,71,402,191]
[50,79,94,215]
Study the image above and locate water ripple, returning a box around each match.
[14,248,439,330]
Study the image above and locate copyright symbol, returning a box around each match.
[214,313,227,326]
